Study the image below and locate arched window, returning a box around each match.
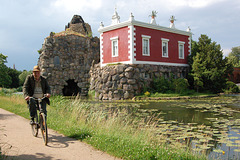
[54,56,60,66]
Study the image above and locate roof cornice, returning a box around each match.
[98,20,192,36]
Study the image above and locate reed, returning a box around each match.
[0,95,206,160]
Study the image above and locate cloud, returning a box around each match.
[222,48,231,57]
[167,0,226,9]
[51,0,102,12]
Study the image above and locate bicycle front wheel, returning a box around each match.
[40,113,48,146]
[31,115,39,137]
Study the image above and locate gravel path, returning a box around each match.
[0,108,120,160]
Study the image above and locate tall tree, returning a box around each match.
[187,39,198,88]
[0,53,12,88]
[7,68,21,88]
[228,46,240,67]
[190,35,233,93]
[19,70,32,86]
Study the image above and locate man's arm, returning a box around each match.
[23,75,31,100]
[44,78,51,98]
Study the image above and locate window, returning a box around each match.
[110,37,119,57]
[54,56,60,66]
[142,35,151,56]
[178,41,185,59]
[162,38,169,57]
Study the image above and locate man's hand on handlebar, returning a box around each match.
[25,94,50,101]
[45,93,51,98]
[25,96,30,101]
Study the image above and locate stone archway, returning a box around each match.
[62,79,81,96]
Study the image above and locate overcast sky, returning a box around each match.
[1,0,240,71]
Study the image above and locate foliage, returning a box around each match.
[7,67,21,88]
[228,46,240,67]
[0,53,12,88]
[189,35,233,93]
[87,90,95,100]
[0,88,18,96]
[37,48,43,54]
[144,91,151,97]
[173,78,189,94]
[19,70,32,86]
[151,76,173,93]
[150,76,190,95]
[223,81,239,93]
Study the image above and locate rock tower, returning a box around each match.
[38,15,100,96]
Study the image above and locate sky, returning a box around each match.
[1,0,240,71]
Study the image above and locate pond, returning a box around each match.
[95,95,240,159]
[138,95,240,160]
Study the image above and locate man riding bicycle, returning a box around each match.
[23,65,51,124]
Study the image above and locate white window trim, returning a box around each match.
[142,35,151,56]
[161,38,169,58]
[178,41,185,59]
[110,36,119,57]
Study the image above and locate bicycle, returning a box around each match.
[30,96,48,146]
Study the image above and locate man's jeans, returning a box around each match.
[28,98,47,119]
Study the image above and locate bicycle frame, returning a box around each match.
[30,96,48,145]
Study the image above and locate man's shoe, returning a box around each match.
[30,120,35,125]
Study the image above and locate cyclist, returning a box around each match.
[23,65,51,124]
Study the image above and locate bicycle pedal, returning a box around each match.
[30,121,36,125]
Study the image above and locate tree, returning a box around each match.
[228,46,240,67]
[192,53,204,92]
[0,53,12,88]
[7,67,21,88]
[19,70,32,86]
[187,39,198,88]
[190,35,233,93]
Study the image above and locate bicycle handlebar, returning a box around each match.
[29,94,48,102]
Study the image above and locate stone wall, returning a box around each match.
[89,63,189,100]
[38,15,99,96]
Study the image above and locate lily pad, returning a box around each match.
[213,149,224,153]
[234,149,240,152]
[228,137,239,140]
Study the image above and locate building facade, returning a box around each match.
[98,11,192,68]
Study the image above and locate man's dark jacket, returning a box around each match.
[23,74,51,105]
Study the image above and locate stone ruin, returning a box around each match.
[38,15,100,96]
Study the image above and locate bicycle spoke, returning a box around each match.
[40,113,48,145]
[31,115,38,137]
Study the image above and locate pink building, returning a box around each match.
[98,10,192,68]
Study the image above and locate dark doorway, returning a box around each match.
[62,79,81,96]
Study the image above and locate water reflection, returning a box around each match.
[94,95,240,159]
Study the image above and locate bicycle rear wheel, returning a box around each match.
[31,115,39,137]
[40,113,48,145]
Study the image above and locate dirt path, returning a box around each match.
[0,108,120,160]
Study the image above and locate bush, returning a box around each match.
[144,91,151,97]
[16,86,23,92]
[0,88,16,95]
[223,81,239,93]
[174,78,190,94]
[152,77,171,93]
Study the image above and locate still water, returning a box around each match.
[91,94,240,159]
[95,95,240,159]
[137,95,240,160]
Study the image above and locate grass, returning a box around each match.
[139,91,216,98]
[0,94,207,160]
